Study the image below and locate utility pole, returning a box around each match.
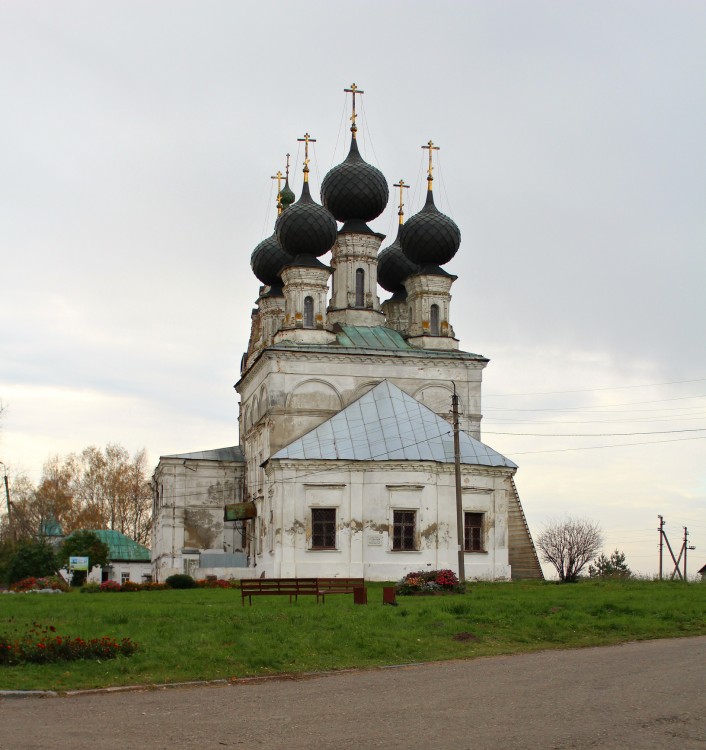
[683,527,696,581]
[452,386,465,583]
[0,461,13,544]
[658,515,664,580]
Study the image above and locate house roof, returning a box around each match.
[161,446,244,462]
[270,380,516,468]
[88,529,151,562]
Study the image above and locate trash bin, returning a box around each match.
[353,586,368,605]
[382,586,396,605]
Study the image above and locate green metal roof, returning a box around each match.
[87,529,151,562]
[335,325,413,350]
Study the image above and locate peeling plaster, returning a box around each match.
[184,509,222,549]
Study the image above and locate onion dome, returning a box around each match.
[275,181,337,259]
[400,189,461,268]
[251,233,289,289]
[321,138,389,226]
[279,178,295,211]
[377,229,418,293]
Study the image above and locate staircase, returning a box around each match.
[507,477,544,580]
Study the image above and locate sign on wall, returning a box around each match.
[69,556,89,570]
[224,502,257,522]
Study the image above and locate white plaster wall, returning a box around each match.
[260,459,512,582]
[152,457,245,582]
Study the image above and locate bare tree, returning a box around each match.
[536,517,603,582]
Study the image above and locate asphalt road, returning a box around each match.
[1,637,704,750]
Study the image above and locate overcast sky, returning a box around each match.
[1,1,704,577]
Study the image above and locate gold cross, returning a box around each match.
[393,179,410,224]
[422,140,440,185]
[285,153,291,180]
[344,83,364,137]
[297,133,317,182]
[271,170,285,214]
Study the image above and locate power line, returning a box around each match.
[484,378,706,397]
[484,394,706,412]
[485,428,706,437]
[510,434,706,455]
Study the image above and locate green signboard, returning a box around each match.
[224,502,257,522]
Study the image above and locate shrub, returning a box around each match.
[396,569,464,595]
[140,581,168,591]
[589,550,632,579]
[6,542,58,585]
[165,574,198,589]
[100,580,122,592]
[80,582,101,594]
[120,580,142,592]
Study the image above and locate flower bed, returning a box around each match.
[9,576,70,593]
[197,578,233,589]
[0,622,138,666]
[395,569,465,595]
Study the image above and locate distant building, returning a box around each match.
[59,528,152,584]
[152,87,543,584]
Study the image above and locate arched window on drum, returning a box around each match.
[304,296,314,328]
[355,269,365,308]
[430,304,440,336]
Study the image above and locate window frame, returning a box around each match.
[464,511,485,552]
[311,507,337,550]
[392,509,417,551]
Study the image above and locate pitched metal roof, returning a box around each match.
[161,446,244,462]
[86,529,151,562]
[271,380,516,468]
[335,325,413,350]
[266,325,487,361]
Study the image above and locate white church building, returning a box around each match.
[152,88,542,583]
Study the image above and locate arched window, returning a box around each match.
[430,304,440,336]
[355,268,365,307]
[304,296,314,328]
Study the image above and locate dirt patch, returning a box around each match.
[452,632,479,642]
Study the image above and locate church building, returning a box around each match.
[151,86,542,583]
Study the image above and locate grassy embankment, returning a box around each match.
[1,579,704,692]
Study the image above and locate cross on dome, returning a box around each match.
[393,178,410,225]
[344,83,364,138]
[297,132,317,182]
[422,140,440,189]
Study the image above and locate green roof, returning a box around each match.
[335,325,413,350]
[87,530,151,562]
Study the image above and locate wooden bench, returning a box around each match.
[316,578,366,602]
[240,577,366,605]
[240,578,321,605]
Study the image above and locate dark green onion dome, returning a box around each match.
[377,228,418,293]
[279,178,295,211]
[321,138,389,225]
[251,233,290,288]
[400,188,461,267]
[275,180,338,258]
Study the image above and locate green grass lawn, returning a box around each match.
[1,580,704,692]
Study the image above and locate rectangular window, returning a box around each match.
[393,510,417,551]
[311,508,336,549]
[121,572,130,584]
[464,512,484,552]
